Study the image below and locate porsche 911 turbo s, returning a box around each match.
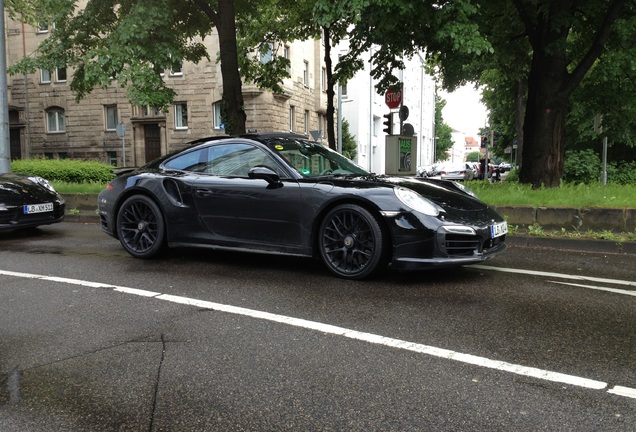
[0,173,65,231]
[98,133,507,279]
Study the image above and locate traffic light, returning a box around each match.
[480,136,487,148]
[383,113,392,135]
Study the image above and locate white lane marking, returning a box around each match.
[548,281,636,297]
[1,269,635,399]
[469,265,636,288]
[608,386,636,399]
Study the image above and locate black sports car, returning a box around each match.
[0,173,65,231]
[98,133,507,279]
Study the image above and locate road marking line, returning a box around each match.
[548,280,636,297]
[1,269,633,399]
[608,386,636,399]
[469,265,636,288]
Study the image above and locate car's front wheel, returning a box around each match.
[116,195,166,259]
[319,204,385,279]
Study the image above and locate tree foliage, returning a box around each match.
[8,0,252,134]
[434,96,454,162]
[336,0,636,187]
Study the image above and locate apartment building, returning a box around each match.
[4,12,331,167]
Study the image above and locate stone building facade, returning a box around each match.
[4,11,331,167]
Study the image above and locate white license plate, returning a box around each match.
[23,203,54,214]
[490,221,508,238]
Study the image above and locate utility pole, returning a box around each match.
[0,0,12,173]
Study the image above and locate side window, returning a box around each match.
[204,143,279,177]
[164,148,207,172]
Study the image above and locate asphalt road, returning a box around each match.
[1,222,635,431]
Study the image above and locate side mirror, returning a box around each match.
[248,166,283,188]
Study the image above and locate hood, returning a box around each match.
[335,175,488,212]
[0,173,61,205]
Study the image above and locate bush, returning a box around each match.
[563,149,601,184]
[11,158,116,183]
[607,161,636,185]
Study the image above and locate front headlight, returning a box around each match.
[28,176,57,193]
[394,186,440,216]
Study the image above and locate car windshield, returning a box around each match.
[263,137,369,178]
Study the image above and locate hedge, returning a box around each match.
[11,158,117,183]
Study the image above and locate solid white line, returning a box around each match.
[0,269,629,397]
[469,265,636,288]
[548,280,636,297]
[156,294,606,390]
[608,386,636,399]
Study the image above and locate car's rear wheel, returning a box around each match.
[116,195,166,258]
[319,204,385,279]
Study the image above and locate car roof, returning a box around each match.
[185,132,310,147]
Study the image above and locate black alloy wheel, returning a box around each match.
[319,204,385,279]
[116,195,166,259]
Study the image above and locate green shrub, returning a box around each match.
[11,158,116,183]
[563,149,601,184]
[607,161,636,185]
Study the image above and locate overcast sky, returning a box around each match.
[440,84,488,139]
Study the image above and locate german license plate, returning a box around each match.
[23,203,54,214]
[490,221,508,238]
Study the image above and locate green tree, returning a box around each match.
[341,118,357,160]
[8,0,252,134]
[336,0,635,188]
[434,95,453,162]
[466,151,481,162]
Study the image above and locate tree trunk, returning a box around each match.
[514,79,525,168]
[216,0,246,135]
[519,53,568,188]
[323,27,336,150]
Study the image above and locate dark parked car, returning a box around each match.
[98,133,507,279]
[0,173,65,231]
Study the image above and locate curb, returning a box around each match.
[506,235,636,255]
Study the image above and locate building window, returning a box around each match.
[303,61,309,86]
[212,101,223,129]
[321,67,327,92]
[40,69,51,83]
[58,152,68,159]
[133,105,162,118]
[46,108,65,133]
[106,151,118,166]
[341,81,348,97]
[174,103,188,129]
[56,67,67,82]
[105,105,118,131]
[284,45,290,72]
[289,106,295,132]
[260,43,273,64]
[304,110,309,134]
[170,60,183,76]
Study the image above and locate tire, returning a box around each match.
[116,195,166,259]
[318,204,385,279]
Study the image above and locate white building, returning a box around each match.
[336,41,436,174]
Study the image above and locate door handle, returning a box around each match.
[195,188,212,197]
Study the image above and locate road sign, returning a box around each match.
[385,89,402,109]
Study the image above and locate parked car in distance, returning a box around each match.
[0,173,65,231]
[98,133,507,279]
[498,162,513,172]
[439,163,474,181]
